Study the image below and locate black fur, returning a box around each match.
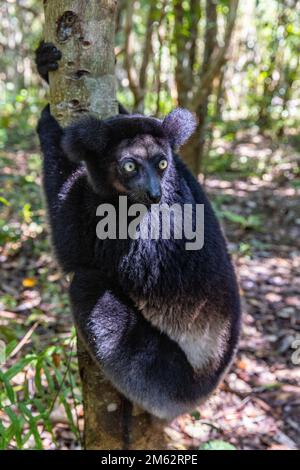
[61,110,195,163]
[37,104,241,420]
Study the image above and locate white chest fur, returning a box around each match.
[137,300,229,371]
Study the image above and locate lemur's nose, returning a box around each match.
[147,190,161,204]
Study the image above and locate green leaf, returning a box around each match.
[0,419,9,448]
[28,417,43,449]
[60,396,79,438]
[4,355,36,381]
[0,422,15,449]
[34,357,45,396]
[5,407,23,449]
[18,402,34,420]
[5,340,18,357]
[190,410,201,420]
[200,440,236,450]
[0,370,15,404]
[0,196,10,206]
[222,211,262,230]
[42,363,56,393]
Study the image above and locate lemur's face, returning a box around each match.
[111,134,171,205]
[62,108,197,199]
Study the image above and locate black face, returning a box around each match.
[112,134,170,205]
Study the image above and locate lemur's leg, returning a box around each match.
[35,41,129,114]
[70,269,219,420]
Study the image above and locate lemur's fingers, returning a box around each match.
[35,41,62,65]
[37,62,58,79]
[46,62,59,71]
[35,41,62,82]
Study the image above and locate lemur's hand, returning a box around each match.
[35,41,62,84]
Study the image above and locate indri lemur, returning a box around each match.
[36,42,241,419]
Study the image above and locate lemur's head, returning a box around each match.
[62,109,196,204]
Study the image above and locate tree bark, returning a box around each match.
[44,0,118,125]
[43,0,167,450]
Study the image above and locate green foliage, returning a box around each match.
[0,147,44,246]
[0,86,45,150]
[190,410,201,420]
[0,332,82,450]
[200,440,236,450]
[221,211,263,231]
[0,119,80,449]
[245,0,300,131]
[212,195,263,232]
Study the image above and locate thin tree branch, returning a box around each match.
[155,0,168,114]
[139,1,157,95]
[174,0,202,106]
[188,0,201,77]
[124,0,141,105]
[174,0,189,106]
[193,0,239,109]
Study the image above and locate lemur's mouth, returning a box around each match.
[128,192,161,207]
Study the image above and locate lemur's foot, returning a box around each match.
[35,41,62,83]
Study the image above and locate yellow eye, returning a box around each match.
[123,161,136,172]
[158,159,168,170]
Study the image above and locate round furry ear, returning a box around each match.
[162,108,197,147]
[61,115,108,163]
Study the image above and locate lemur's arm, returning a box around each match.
[37,106,97,272]
[70,268,221,420]
[35,41,129,115]
[37,105,76,195]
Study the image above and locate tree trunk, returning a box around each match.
[43,0,167,450]
[44,0,118,126]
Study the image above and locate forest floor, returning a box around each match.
[167,131,300,450]
[0,129,299,450]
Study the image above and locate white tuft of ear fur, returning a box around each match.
[162,108,197,147]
